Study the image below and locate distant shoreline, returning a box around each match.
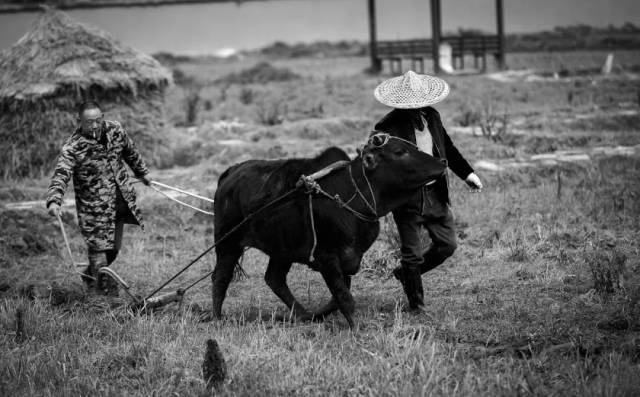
[151,23,640,60]
[0,0,265,14]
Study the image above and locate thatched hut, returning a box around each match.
[0,9,172,179]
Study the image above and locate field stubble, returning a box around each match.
[2,50,640,396]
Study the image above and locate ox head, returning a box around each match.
[361,132,447,193]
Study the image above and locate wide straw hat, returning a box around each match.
[374,70,450,109]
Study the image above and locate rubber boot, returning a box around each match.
[394,265,425,310]
[82,252,100,289]
[88,251,119,296]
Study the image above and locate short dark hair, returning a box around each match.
[77,101,102,117]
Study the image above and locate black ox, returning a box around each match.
[210,134,447,327]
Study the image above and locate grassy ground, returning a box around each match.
[1,51,640,396]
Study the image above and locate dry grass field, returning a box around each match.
[1,50,640,396]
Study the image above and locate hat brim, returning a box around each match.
[374,74,450,109]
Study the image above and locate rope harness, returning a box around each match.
[296,160,378,261]
[148,184,215,216]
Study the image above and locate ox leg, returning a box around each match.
[313,251,359,320]
[211,245,243,319]
[319,257,356,328]
[264,258,312,321]
[311,275,351,320]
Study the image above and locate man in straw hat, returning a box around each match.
[373,71,483,312]
[46,101,152,295]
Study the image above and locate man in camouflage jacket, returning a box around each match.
[46,101,151,294]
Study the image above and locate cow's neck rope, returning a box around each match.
[299,158,379,223]
[351,161,378,216]
[301,158,378,262]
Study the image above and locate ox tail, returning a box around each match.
[231,248,249,282]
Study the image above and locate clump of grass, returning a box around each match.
[239,87,254,105]
[169,139,203,167]
[453,102,481,127]
[0,210,59,258]
[379,214,401,249]
[173,68,203,126]
[584,244,627,295]
[183,90,201,126]
[361,243,398,278]
[514,267,535,281]
[255,94,287,126]
[506,236,530,262]
[215,62,300,85]
[279,117,370,141]
[479,99,510,141]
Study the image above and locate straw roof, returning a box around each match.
[0,8,172,179]
[0,8,172,102]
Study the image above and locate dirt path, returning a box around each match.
[449,108,639,137]
[473,143,640,172]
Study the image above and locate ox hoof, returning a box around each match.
[199,312,223,323]
[404,305,434,319]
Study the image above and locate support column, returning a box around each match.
[496,0,506,69]
[368,0,382,73]
[430,0,441,74]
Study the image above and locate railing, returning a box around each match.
[375,35,500,73]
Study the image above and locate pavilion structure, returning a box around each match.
[367,0,506,74]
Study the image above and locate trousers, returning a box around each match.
[392,189,457,307]
[83,187,134,291]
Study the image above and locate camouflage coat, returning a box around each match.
[46,120,149,251]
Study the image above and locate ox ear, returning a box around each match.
[362,152,378,170]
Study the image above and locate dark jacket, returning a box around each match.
[46,120,149,251]
[374,106,474,212]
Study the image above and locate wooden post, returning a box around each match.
[496,0,506,69]
[430,0,441,74]
[368,0,382,73]
[459,36,465,69]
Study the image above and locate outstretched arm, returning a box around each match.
[441,126,474,180]
[426,107,482,190]
[442,127,483,190]
[46,143,76,212]
[120,125,150,181]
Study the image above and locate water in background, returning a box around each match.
[0,0,638,55]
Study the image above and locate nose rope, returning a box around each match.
[347,163,377,216]
[360,161,378,215]
[368,132,419,149]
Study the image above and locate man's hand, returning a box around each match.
[465,173,483,191]
[47,203,61,217]
[139,175,152,186]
